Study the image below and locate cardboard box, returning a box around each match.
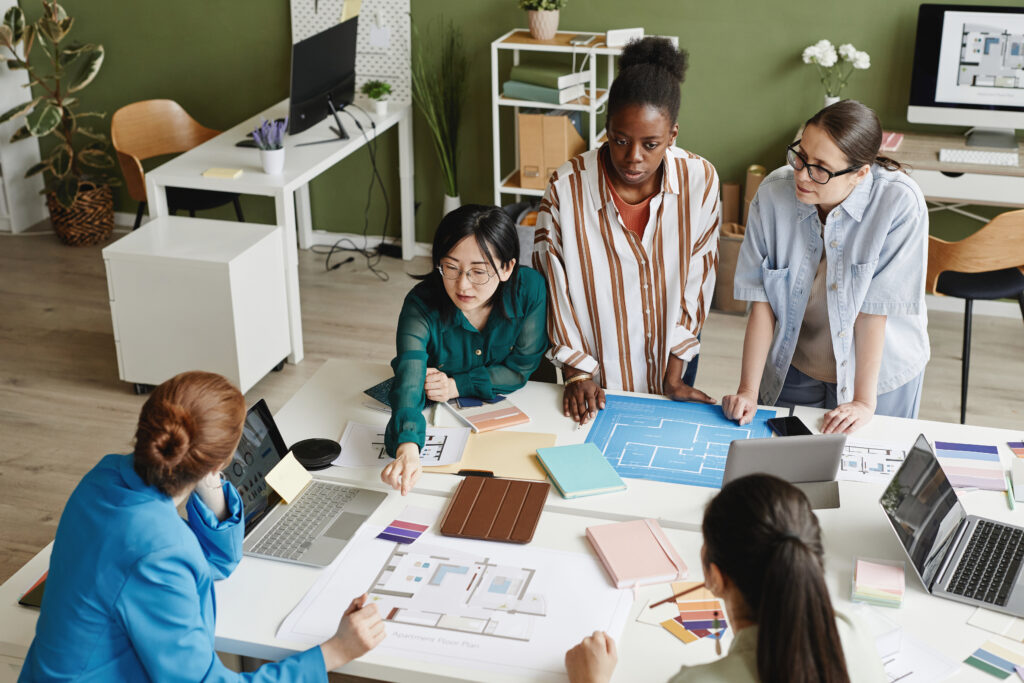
[517,111,586,190]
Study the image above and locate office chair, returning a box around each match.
[926,210,1024,423]
[111,99,244,230]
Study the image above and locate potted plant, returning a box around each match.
[411,20,467,214]
[0,1,120,246]
[361,80,392,116]
[519,0,567,41]
[251,118,287,175]
[801,39,871,109]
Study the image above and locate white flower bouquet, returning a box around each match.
[802,39,871,98]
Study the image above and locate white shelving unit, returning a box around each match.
[490,29,621,205]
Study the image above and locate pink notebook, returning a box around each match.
[586,519,688,589]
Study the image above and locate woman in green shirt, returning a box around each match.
[382,205,548,494]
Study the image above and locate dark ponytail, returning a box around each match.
[806,99,902,173]
[703,475,850,683]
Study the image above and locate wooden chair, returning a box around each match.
[926,210,1024,423]
[111,99,244,229]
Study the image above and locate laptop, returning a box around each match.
[224,399,387,567]
[881,434,1024,616]
[723,434,846,509]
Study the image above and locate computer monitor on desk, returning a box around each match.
[908,3,1024,148]
[288,16,358,138]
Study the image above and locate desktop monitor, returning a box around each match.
[288,15,358,136]
[908,3,1024,148]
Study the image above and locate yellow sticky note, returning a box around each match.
[265,452,312,504]
[202,167,243,179]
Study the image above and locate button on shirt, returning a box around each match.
[733,165,930,406]
[385,267,548,454]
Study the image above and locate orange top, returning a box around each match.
[604,162,656,239]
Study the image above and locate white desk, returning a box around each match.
[146,99,416,364]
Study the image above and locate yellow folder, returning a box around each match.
[424,430,557,481]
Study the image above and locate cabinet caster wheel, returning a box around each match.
[133,383,154,395]
[272,359,286,372]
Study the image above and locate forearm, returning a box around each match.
[195,477,229,522]
[736,302,776,395]
[852,313,886,407]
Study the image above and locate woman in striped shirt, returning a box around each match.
[533,37,721,425]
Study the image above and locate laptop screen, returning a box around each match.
[223,400,287,532]
[880,435,967,589]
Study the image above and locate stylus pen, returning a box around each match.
[649,582,705,609]
[1006,473,1016,511]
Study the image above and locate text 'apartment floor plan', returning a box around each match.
[960,23,1024,89]
[367,542,547,641]
[585,395,775,488]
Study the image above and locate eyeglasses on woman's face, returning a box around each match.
[786,140,859,185]
[437,262,495,286]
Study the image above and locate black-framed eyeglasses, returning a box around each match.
[786,140,859,185]
[437,263,495,286]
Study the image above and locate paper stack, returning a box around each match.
[852,558,905,608]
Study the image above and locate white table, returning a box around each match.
[146,99,416,364]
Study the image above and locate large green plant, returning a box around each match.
[0,1,117,209]
[411,19,467,198]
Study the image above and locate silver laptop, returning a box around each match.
[723,434,846,509]
[224,399,386,567]
[881,434,1024,616]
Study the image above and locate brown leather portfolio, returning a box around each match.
[439,475,550,544]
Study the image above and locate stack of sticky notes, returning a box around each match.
[537,443,626,498]
[852,558,905,608]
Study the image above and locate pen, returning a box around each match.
[649,582,705,609]
[1007,472,1016,511]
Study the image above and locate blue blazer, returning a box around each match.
[20,454,325,682]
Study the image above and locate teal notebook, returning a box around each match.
[536,443,627,499]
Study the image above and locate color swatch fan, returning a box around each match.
[935,441,1005,491]
[658,581,728,645]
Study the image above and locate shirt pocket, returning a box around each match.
[760,259,790,315]
[850,259,879,310]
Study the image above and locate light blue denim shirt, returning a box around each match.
[734,164,930,406]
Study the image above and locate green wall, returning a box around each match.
[39,0,1024,243]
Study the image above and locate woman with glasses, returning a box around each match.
[381,204,548,494]
[722,100,928,433]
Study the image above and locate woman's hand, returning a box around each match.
[565,631,617,683]
[320,594,386,670]
[380,442,422,495]
[822,400,874,434]
[195,471,229,521]
[424,368,457,403]
[564,376,605,426]
[722,390,759,426]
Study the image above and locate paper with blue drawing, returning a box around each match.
[585,395,776,488]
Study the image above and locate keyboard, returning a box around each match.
[250,481,358,561]
[948,520,1024,606]
[939,148,1020,167]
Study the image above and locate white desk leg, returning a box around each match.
[296,184,313,250]
[275,189,304,364]
[398,107,416,261]
[145,176,169,219]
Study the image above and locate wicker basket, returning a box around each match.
[47,182,114,246]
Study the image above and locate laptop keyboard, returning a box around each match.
[250,482,358,561]
[948,520,1024,606]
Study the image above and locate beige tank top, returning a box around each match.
[791,245,838,383]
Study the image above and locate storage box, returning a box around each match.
[517,111,586,190]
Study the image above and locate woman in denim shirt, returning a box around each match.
[723,101,929,434]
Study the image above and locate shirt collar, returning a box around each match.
[587,145,677,215]
[728,625,758,655]
[794,167,874,223]
[118,453,167,498]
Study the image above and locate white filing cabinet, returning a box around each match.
[102,216,291,394]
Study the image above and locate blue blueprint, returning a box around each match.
[585,395,776,489]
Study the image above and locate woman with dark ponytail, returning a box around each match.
[534,37,720,425]
[723,100,929,434]
[564,475,885,683]
[21,371,385,682]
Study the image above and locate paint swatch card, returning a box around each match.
[1010,442,1024,458]
[964,640,1024,678]
[935,441,1005,491]
[657,581,727,645]
[376,506,436,545]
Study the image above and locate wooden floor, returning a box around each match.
[1,227,1022,585]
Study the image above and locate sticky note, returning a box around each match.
[856,559,905,594]
[202,167,243,179]
[264,452,312,503]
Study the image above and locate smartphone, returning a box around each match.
[766,416,813,437]
[569,34,596,46]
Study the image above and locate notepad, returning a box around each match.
[536,443,626,498]
[586,519,687,589]
[441,395,530,432]
[201,167,243,179]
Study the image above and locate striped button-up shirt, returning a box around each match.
[533,146,720,393]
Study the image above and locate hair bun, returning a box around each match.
[139,399,195,469]
[619,36,688,82]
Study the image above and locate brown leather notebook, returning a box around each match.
[439,476,550,544]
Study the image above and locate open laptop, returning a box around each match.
[881,434,1024,616]
[224,399,387,567]
[723,434,846,509]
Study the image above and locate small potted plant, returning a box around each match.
[252,118,287,175]
[361,80,392,116]
[519,0,567,41]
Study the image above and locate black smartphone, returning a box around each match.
[766,416,812,437]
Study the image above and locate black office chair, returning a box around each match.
[927,210,1024,423]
